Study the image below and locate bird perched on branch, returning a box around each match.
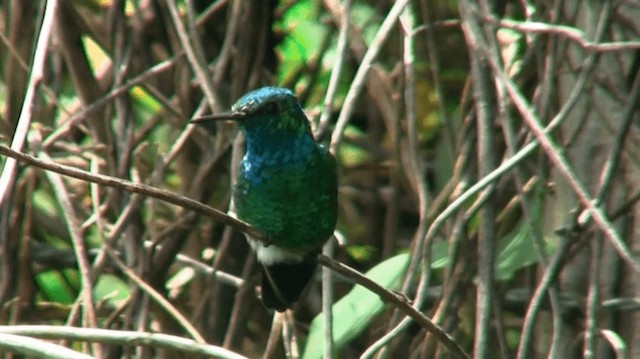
[192,87,337,312]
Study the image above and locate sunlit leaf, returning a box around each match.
[131,86,162,115]
[276,0,327,84]
[345,244,377,262]
[599,329,627,358]
[351,3,378,45]
[302,253,410,359]
[82,36,109,74]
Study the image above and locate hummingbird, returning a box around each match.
[191,87,338,312]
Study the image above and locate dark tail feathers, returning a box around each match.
[261,260,317,312]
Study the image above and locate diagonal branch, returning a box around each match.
[487,58,640,273]
[0,144,263,240]
[0,144,470,358]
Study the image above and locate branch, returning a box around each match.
[487,17,640,52]
[0,144,469,358]
[486,48,640,273]
[0,144,264,240]
[0,326,246,359]
[317,255,469,358]
[0,0,58,206]
[0,333,92,359]
[329,0,409,152]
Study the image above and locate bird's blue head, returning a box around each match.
[191,87,314,155]
[230,87,312,138]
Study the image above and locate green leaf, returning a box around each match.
[495,197,552,281]
[599,329,627,357]
[94,274,130,307]
[35,270,75,305]
[276,0,327,84]
[131,85,162,116]
[430,240,452,270]
[351,3,379,45]
[495,221,534,281]
[302,253,410,359]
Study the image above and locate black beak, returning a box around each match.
[190,111,247,124]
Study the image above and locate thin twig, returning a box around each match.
[361,5,433,357]
[322,240,335,359]
[105,248,206,343]
[488,18,640,52]
[315,0,352,141]
[329,0,409,152]
[0,333,93,359]
[499,64,565,359]
[0,0,58,207]
[317,255,469,358]
[0,325,247,359]
[222,255,255,348]
[584,235,602,358]
[318,2,352,355]
[0,144,264,240]
[263,313,283,359]
[459,1,499,356]
[515,239,573,359]
[489,57,640,273]
[165,0,221,112]
[39,150,101,357]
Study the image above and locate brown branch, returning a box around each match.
[0,144,263,240]
[317,255,469,358]
[486,17,640,52]
[0,144,469,358]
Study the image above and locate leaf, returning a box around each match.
[495,197,552,281]
[351,3,379,45]
[302,253,410,359]
[82,35,108,74]
[131,85,162,116]
[345,244,377,262]
[430,240,452,270]
[93,274,130,307]
[496,28,525,74]
[599,329,627,358]
[276,0,327,84]
[35,270,75,305]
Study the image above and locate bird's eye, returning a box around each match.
[259,102,279,114]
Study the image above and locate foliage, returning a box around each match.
[0,0,639,358]
[303,253,410,358]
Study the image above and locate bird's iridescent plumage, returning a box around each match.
[194,87,337,311]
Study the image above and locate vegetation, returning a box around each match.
[0,0,639,358]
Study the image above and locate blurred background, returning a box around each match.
[0,0,639,358]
